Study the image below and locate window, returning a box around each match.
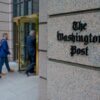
[24,0,28,15]
[13,0,39,17]
[32,0,39,13]
[17,4,20,16]
[33,3,39,13]
[21,3,24,16]
[28,0,32,15]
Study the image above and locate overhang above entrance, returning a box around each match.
[13,14,38,24]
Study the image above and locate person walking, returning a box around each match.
[26,30,36,76]
[0,33,14,78]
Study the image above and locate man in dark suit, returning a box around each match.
[0,33,14,78]
[26,30,36,76]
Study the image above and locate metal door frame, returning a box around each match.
[13,14,39,75]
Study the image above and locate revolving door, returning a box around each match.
[13,14,39,74]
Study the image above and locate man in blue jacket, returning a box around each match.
[0,33,14,78]
[26,30,36,76]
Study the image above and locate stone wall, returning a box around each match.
[47,0,100,100]
[39,0,48,99]
[0,0,13,60]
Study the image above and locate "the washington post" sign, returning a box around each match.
[57,21,100,57]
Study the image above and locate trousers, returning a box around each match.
[0,57,10,73]
[26,55,35,73]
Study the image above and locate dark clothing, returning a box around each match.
[26,36,36,57]
[0,57,10,73]
[26,55,35,73]
[0,39,10,74]
[26,35,36,73]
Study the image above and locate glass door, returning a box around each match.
[19,23,29,70]
[19,22,36,70]
[13,14,39,74]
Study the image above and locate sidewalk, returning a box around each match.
[0,62,39,100]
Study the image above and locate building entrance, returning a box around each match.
[13,14,39,74]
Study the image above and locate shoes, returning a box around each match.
[1,72,6,75]
[0,72,6,76]
[25,71,30,76]
[25,71,34,77]
[0,72,6,78]
[9,69,14,73]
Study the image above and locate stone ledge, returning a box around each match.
[48,0,100,15]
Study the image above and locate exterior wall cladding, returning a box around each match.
[40,0,100,100]
[0,0,13,60]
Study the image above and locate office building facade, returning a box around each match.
[39,0,100,100]
[13,0,39,61]
[0,0,13,60]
